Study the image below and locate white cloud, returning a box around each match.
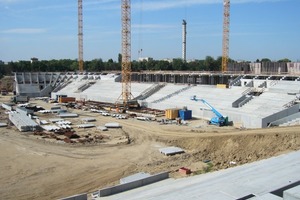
[1,28,46,34]
[0,0,27,4]
[132,0,286,11]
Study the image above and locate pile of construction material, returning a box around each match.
[33,129,110,144]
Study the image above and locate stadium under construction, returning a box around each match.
[14,62,300,129]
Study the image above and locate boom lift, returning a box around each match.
[191,95,228,126]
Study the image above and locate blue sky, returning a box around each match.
[0,0,299,62]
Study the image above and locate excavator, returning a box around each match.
[191,95,228,126]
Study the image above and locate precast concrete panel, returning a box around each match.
[120,172,151,184]
[284,185,300,200]
[59,193,87,200]
[99,172,169,197]
[9,112,39,132]
[262,104,300,128]
[159,147,185,156]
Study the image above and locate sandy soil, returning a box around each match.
[0,95,300,200]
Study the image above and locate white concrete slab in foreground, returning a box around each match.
[100,150,300,200]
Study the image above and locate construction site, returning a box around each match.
[1,0,300,200]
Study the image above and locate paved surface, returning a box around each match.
[100,150,300,200]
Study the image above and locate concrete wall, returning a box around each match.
[250,63,261,74]
[99,172,169,197]
[40,85,53,97]
[262,104,300,128]
[240,79,253,87]
[192,107,263,128]
[271,112,300,126]
[287,62,300,74]
[59,193,87,200]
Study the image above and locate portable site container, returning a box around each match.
[58,97,76,103]
[165,109,179,120]
[179,110,192,120]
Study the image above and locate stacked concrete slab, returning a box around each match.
[9,112,39,132]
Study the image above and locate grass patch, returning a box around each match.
[192,162,214,175]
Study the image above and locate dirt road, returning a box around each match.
[0,96,300,199]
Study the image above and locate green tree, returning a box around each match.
[204,56,215,71]
[118,53,122,65]
[278,58,291,63]
[145,58,155,70]
[261,58,271,62]
[172,58,184,71]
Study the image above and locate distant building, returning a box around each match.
[138,57,152,62]
[30,57,38,63]
[162,58,173,63]
[186,59,196,63]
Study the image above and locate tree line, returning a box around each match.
[0,55,292,78]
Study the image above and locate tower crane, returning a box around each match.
[222,0,230,72]
[119,0,133,108]
[78,0,84,72]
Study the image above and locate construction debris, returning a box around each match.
[42,125,60,131]
[0,123,7,127]
[179,167,191,175]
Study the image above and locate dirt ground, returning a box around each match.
[0,94,300,200]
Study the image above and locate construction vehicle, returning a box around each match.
[1,89,7,95]
[191,95,228,126]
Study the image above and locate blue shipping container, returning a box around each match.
[179,110,192,120]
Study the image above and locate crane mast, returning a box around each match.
[222,0,230,72]
[120,0,132,107]
[78,0,84,72]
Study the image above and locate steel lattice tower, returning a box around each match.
[78,0,84,72]
[222,0,230,72]
[120,0,132,107]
